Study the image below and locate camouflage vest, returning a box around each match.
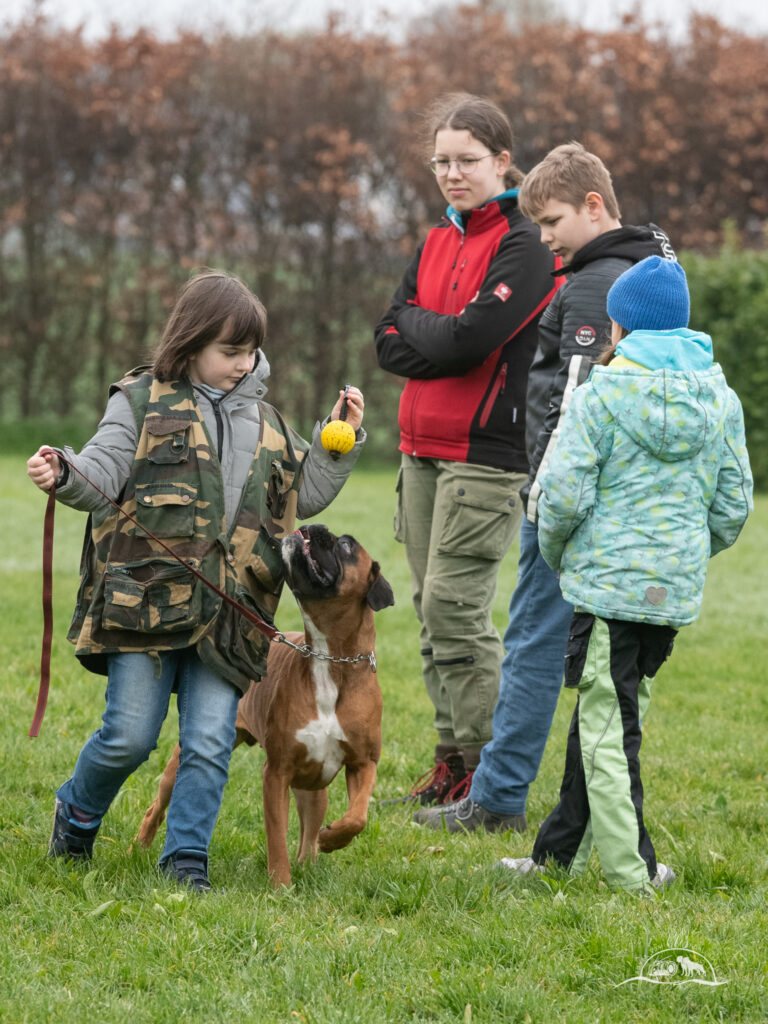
[68,369,309,693]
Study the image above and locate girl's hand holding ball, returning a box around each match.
[321,385,364,456]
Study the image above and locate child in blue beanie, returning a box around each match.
[498,255,753,892]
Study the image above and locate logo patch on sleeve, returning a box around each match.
[494,283,512,302]
[575,325,597,346]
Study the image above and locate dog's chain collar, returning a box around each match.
[274,632,377,673]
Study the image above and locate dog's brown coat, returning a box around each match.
[136,527,393,887]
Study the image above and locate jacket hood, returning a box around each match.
[616,327,713,371]
[190,348,270,407]
[557,223,675,276]
[228,348,271,401]
[591,329,728,463]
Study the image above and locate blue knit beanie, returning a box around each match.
[606,256,690,333]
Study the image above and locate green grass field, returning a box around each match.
[1,455,766,1023]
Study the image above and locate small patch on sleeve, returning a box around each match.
[494,283,513,302]
[575,325,597,346]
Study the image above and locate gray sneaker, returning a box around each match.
[650,863,676,889]
[412,796,527,834]
[494,855,543,876]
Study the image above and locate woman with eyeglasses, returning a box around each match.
[375,93,557,806]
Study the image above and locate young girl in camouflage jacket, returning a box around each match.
[27,271,365,891]
[499,256,752,892]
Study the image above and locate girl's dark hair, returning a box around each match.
[153,271,267,381]
[426,92,524,188]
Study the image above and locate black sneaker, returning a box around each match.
[413,796,527,834]
[48,799,99,860]
[160,855,212,893]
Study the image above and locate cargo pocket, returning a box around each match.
[146,417,192,464]
[102,558,202,634]
[247,529,285,597]
[639,626,678,679]
[393,465,406,544]
[226,587,272,679]
[135,482,197,538]
[266,460,296,520]
[437,481,519,560]
[563,613,595,689]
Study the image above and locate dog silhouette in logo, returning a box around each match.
[677,956,706,978]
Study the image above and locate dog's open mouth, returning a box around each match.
[297,525,337,585]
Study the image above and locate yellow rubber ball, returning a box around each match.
[321,419,356,454]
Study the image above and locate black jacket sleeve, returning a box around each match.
[374,245,445,379]
[528,263,619,483]
[390,228,553,377]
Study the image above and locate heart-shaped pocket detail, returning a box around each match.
[645,586,667,606]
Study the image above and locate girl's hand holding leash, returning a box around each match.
[27,447,61,492]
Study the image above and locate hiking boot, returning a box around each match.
[160,855,212,893]
[413,796,527,834]
[408,752,466,806]
[48,799,99,861]
[494,855,543,876]
[443,770,475,805]
[650,863,676,890]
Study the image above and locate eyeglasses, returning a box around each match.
[428,154,496,177]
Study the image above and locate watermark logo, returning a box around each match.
[617,947,728,987]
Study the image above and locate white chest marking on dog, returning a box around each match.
[294,615,348,784]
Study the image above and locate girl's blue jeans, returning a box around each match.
[56,648,240,867]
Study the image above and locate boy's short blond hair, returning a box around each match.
[518,142,620,221]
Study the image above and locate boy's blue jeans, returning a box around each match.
[56,648,239,866]
[469,516,573,816]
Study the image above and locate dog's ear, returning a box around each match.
[366,562,395,610]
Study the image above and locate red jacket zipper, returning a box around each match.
[447,234,466,309]
[478,362,508,428]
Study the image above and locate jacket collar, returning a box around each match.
[446,188,519,235]
[191,349,271,407]
[555,224,676,277]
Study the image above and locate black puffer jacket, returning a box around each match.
[525,224,677,521]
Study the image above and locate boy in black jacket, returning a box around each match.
[414,143,678,835]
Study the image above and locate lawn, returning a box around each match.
[1,455,766,1023]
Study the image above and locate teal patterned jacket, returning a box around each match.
[537,328,753,626]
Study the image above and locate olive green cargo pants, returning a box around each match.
[395,454,526,754]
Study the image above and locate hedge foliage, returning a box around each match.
[685,238,768,487]
[4,243,766,487]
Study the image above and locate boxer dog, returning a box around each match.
[136,524,394,887]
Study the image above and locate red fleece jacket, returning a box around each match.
[375,193,558,471]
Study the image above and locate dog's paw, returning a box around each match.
[318,825,341,853]
[318,822,361,853]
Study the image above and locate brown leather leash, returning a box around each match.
[30,485,58,738]
[30,449,282,738]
